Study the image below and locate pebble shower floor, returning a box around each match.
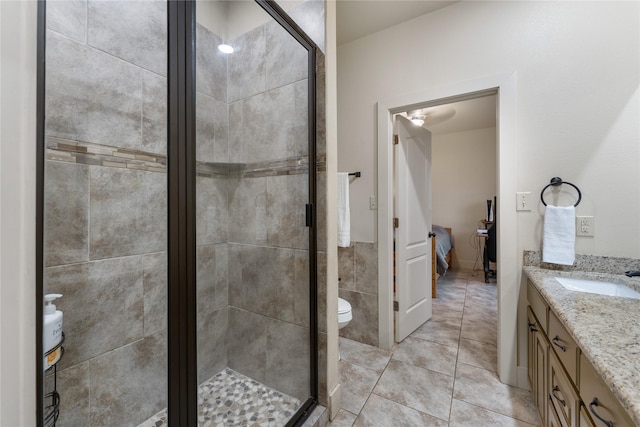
[139,368,301,427]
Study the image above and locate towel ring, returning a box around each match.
[540,177,582,207]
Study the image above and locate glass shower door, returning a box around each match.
[42,1,168,425]
[195,1,315,424]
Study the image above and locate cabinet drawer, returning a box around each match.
[549,350,580,427]
[580,355,634,427]
[528,280,548,332]
[548,310,578,384]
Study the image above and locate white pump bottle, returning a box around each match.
[44,294,63,354]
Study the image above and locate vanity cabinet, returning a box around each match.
[526,280,634,427]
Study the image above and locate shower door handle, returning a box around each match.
[305,204,313,227]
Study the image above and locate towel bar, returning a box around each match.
[540,177,582,207]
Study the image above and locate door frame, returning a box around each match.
[376,73,518,386]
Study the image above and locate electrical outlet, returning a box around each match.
[516,192,532,211]
[369,196,377,210]
[576,216,595,237]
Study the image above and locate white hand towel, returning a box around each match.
[337,172,351,247]
[543,205,576,265]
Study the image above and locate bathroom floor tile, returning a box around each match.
[409,318,461,348]
[373,359,453,421]
[431,305,465,328]
[339,360,381,415]
[458,337,497,371]
[431,298,465,314]
[339,337,392,374]
[392,336,457,376]
[462,304,498,322]
[354,394,447,427]
[327,409,358,427]
[449,399,540,427]
[453,363,540,425]
[461,316,497,346]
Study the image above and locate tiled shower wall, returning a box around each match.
[44,0,326,425]
[338,243,379,347]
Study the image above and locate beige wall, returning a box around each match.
[338,1,639,256]
[337,0,639,385]
[0,1,38,425]
[432,127,497,270]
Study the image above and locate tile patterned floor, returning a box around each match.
[333,269,540,427]
[138,368,301,427]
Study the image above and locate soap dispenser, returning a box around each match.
[43,294,63,356]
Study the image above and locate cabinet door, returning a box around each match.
[549,350,580,427]
[534,315,549,425]
[549,404,564,427]
[527,308,537,391]
[580,355,634,427]
[579,404,595,427]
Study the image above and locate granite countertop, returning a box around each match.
[523,266,640,426]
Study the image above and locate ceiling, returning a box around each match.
[336,0,458,46]
[402,95,497,135]
[336,1,494,136]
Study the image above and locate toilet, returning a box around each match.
[338,297,352,329]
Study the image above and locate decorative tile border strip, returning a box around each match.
[46,137,167,173]
[47,137,327,178]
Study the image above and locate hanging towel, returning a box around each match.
[542,205,576,265]
[337,172,351,247]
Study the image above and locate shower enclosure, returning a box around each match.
[37,1,320,425]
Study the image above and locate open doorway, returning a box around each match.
[377,73,520,387]
[399,94,498,279]
[391,93,497,341]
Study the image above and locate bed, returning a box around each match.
[431,225,454,298]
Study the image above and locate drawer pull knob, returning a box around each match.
[589,398,613,427]
[551,386,566,406]
[528,322,538,332]
[552,336,567,352]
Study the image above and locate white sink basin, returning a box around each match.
[555,277,640,299]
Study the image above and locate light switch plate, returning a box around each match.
[369,196,377,210]
[516,192,532,211]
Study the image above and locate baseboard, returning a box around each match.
[453,260,478,271]
[328,383,342,420]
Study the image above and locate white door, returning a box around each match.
[394,115,433,342]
